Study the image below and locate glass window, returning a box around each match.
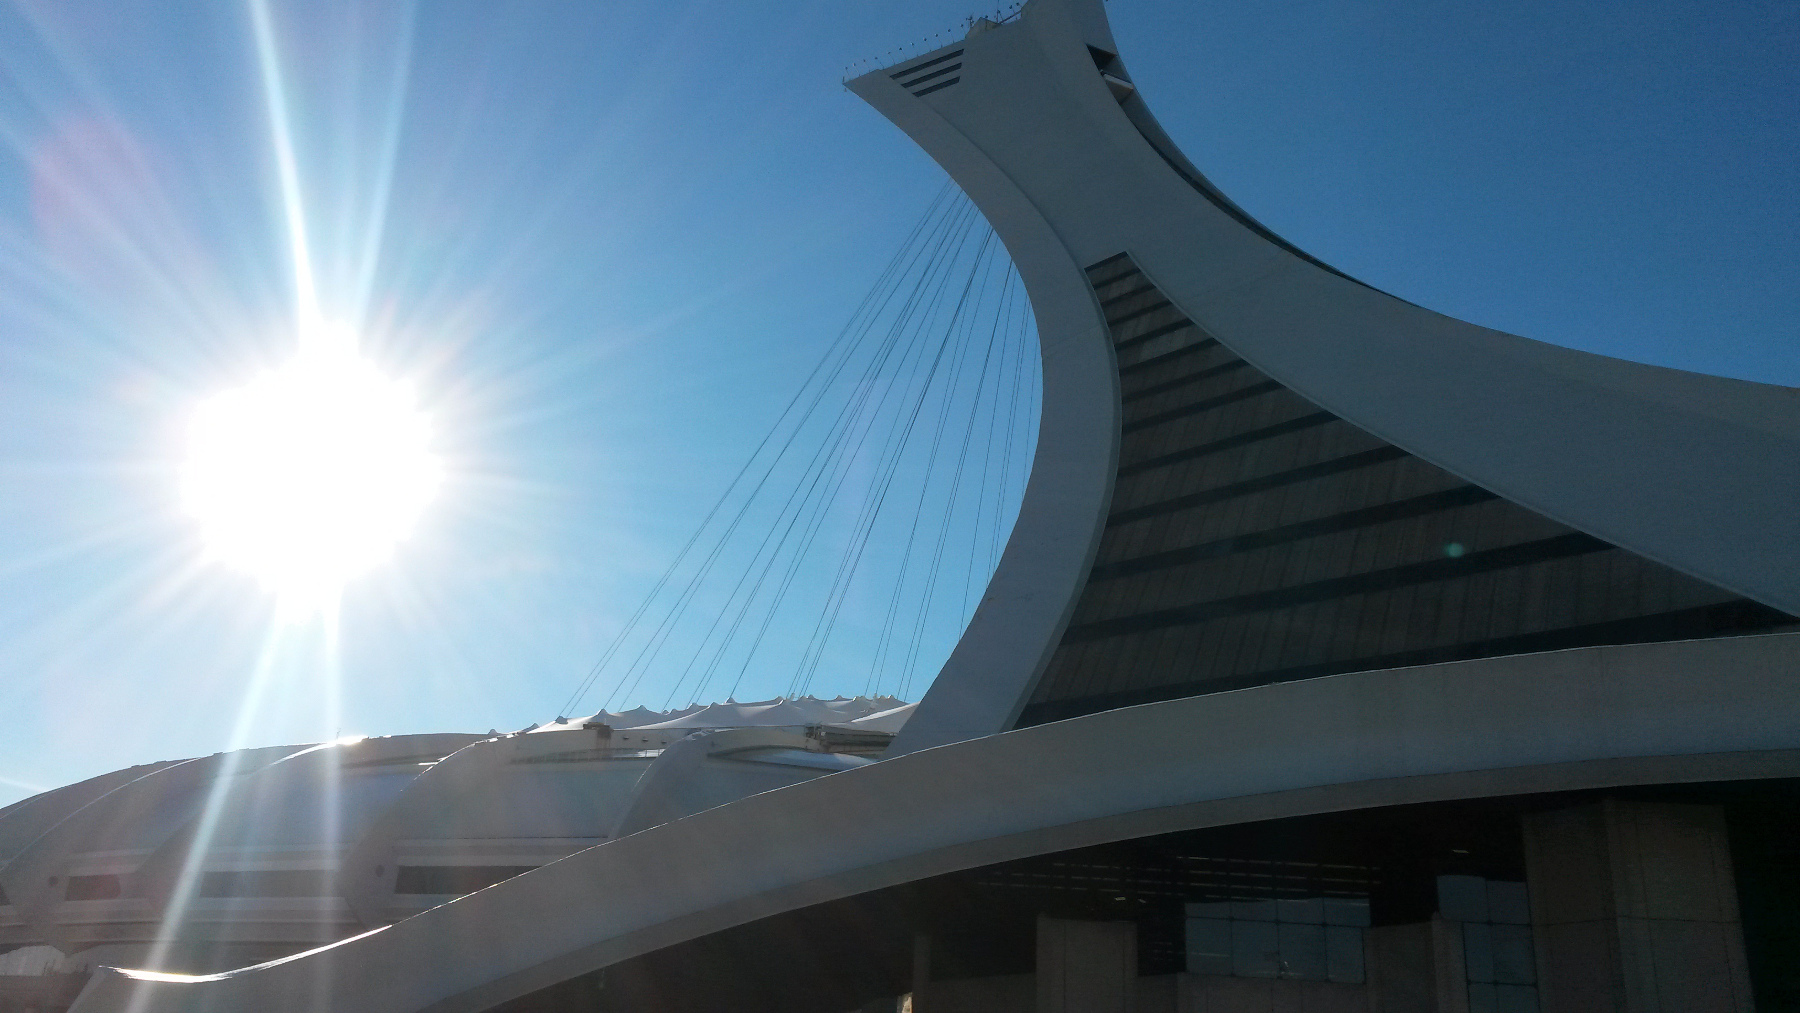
[1184,916,1232,975]
[1276,896,1324,924]
[1232,898,1278,922]
[1326,925,1365,984]
[1441,876,1539,1010]
[1463,922,1495,983]
[393,865,537,895]
[1490,924,1536,985]
[1495,983,1540,1013]
[1437,874,1489,921]
[1187,900,1233,919]
[1323,898,1371,926]
[1277,922,1326,979]
[63,875,122,901]
[1231,919,1280,978]
[1185,897,1367,983]
[1487,880,1531,924]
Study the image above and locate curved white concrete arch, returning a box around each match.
[338,724,876,929]
[0,735,480,962]
[858,0,1800,752]
[609,726,866,839]
[54,0,1800,1005]
[71,631,1800,1013]
[126,735,478,927]
[339,727,644,926]
[0,745,308,934]
[0,761,183,866]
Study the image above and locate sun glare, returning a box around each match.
[181,330,442,608]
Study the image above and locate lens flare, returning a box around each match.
[180,329,441,608]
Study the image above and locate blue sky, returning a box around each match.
[0,0,1793,807]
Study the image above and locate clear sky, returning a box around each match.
[0,0,1793,808]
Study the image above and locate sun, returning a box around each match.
[180,330,442,608]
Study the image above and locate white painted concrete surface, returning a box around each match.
[860,0,1800,753]
[72,632,1800,1012]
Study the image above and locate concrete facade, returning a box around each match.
[27,0,1800,1010]
[853,0,1800,754]
[1037,917,1136,1013]
[1525,801,1754,1013]
[67,633,1800,1011]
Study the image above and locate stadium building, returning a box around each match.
[4,0,1798,1010]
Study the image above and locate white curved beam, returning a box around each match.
[70,632,1800,1012]
[0,761,183,864]
[59,0,1800,1004]
[340,728,637,926]
[125,735,479,928]
[611,726,857,838]
[0,745,308,936]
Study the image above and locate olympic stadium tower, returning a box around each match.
[21,0,1800,1010]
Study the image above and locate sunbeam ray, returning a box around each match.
[246,0,321,336]
[123,618,292,1011]
[348,5,417,331]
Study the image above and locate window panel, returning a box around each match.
[1277,922,1326,979]
[1322,898,1370,927]
[1275,896,1324,924]
[1490,924,1536,985]
[1463,922,1495,984]
[1325,925,1365,984]
[1027,257,1795,727]
[1487,880,1531,925]
[1230,919,1280,978]
[1438,874,1490,922]
[1184,916,1232,975]
[1495,983,1541,1013]
[1232,898,1277,922]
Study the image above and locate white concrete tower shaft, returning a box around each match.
[852,0,1800,754]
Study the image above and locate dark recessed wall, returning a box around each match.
[1019,255,1794,726]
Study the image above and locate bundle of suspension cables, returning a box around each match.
[560,182,1040,718]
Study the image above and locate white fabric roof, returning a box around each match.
[838,702,916,734]
[573,696,907,731]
